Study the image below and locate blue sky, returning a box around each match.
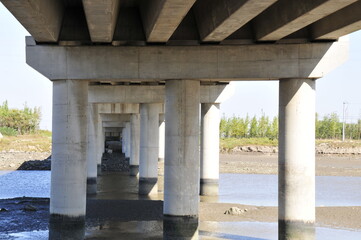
[0,3,360,130]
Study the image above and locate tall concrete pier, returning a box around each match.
[279,79,316,239]
[2,0,359,238]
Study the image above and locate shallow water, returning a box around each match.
[1,171,361,206]
[0,170,50,199]
[1,170,361,239]
[1,222,361,240]
[219,174,361,206]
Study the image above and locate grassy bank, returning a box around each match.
[1,133,360,153]
[0,130,51,152]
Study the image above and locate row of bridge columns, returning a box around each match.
[49,78,315,239]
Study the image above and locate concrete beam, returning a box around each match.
[1,0,64,42]
[100,114,132,122]
[104,127,122,133]
[26,39,348,80]
[194,0,276,42]
[88,85,234,104]
[96,103,139,114]
[311,1,361,40]
[253,0,357,41]
[139,0,196,42]
[102,121,128,128]
[82,0,120,42]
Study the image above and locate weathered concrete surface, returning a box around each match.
[87,104,98,195]
[51,80,88,219]
[89,84,233,104]
[200,103,220,196]
[130,114,140,174]
[83,0,120,42]
[194,0,277,42]
[311,1,361,40]
[164,80,200,217]
[1,0,64,42]
[97,103,139,114]
[253,0,357,41]
[139,103,161,195]
[279,79,316,237]
[26,40,348,81]
[139,0,196,42]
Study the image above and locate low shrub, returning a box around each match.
[0,126,18,136]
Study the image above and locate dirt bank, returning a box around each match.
[219,153,361,176]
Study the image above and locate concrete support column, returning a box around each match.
[200,103,220,196]
[139,103,161,195]
[130,114,140,176]
[158,114,165,162]
[50,80,88,228]
[279,79,316,239]
[86,104,98,195]
[163,80,200,239]
[125,122,131,159]
[121,127,126,154]
[96,114,103,175]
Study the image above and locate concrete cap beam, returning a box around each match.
[253,0,358,41]
[102,121,128,128]
[139,0,196,42]
[26,40,348,80]
[194,0,276,42]
[310,1,361,40]
[82,0,120,42]
[100,114,132,122]
[96,103,139,114]
[88,84,234,104]
[2,0,64,42]
[104,127,122,132]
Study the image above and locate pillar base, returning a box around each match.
[129,165,139,177]
[86,177,97,196]
[49,214,85,240]
[163,215,199,239]
[139,177,158,195]
[200,179,219,196]
[97,164,102,176]
[278,220,315,240]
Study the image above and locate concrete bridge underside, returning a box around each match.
[2,0,361,239]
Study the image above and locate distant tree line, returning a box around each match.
[0,101,41,135]
[220,113,361,140]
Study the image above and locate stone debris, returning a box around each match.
[224,207,247,215]
[221,144,361,155]
[0,208,8,212]
[23,204,37,211]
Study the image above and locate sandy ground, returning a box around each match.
[219,153,361,176]
[0,152,50,170]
